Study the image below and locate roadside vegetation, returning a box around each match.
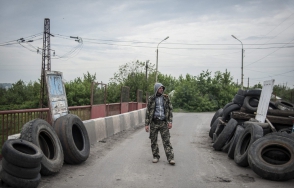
[0,61,293,112]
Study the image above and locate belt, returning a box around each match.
[153,118,166,122]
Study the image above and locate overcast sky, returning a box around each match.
[1,0,293,88]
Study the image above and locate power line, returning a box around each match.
[2,32,294,51]
[0,33,43,45]
[52,33,294,46]
[246,12,294,54]
[251,69,294,80]
[245,38,294,67]
[68,39,294,50]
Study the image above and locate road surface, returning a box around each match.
[35,112,294,188]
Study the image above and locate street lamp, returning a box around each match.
[156,36,169,83]
[231,35,244,89]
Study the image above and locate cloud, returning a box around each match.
[0,0,293,88]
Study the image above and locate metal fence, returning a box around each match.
[137,90,143,102]
[0,105,91,155]
[92,82,107,105]
[121,86,130,102]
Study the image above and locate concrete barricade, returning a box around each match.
[84,108,146,145]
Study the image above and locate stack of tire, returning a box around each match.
[1,114,90,187]
[0,139,43,188]
[209,88,294,181]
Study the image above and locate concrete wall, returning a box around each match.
[84,108,146,144]
[8,108,146,145]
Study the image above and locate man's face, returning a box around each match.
[157,86,164,94]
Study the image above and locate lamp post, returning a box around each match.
[231,35,244,89]
[156,36,169,83]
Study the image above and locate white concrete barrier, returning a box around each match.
[93,118,107,142]
[84,108,146,145]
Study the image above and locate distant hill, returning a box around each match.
[0,83,12,89]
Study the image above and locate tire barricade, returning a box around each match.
[4,108,146,187]
[0,139,43,188]
[209,88,294,181]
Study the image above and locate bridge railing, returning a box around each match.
[0,102,146,155]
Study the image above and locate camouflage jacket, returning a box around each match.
[145,94,173,125]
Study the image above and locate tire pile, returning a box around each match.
[0,114,90,188]
[209,89,294,181]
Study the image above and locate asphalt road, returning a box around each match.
[35,112,294,188]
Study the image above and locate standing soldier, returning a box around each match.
[145,83,175,165]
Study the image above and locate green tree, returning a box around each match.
[109,60,155,102]
[173,73,216,112]
[172,70,238,112]
[106,82,121,103]
[209,70,238,109]
[65,72,96,106]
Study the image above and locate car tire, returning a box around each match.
[1,158,41,179]
[234,123,263,166]
[213,118,237,151]
[222,104,241,122]
[53,114,90,164]
[20,119,64,176]
[248,134,294,181]
[209,117,221,138]
[210,108,223,127]
[242,96,260,113]
[228,125,245,159]
[244,89,262,96]
[1,139,43,168]
[0,169,41,188]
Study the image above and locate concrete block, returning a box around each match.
[93,118,107,141]
[123,112,131,130]
[83,120,97,145]
[141,109,146,123]
[119,114,126,131]
[130,112,135,127]
[133,111,139,126]
[105,117,114,137]
[112,115,121,134]
[138,110,142,124]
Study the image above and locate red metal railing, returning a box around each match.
[0,108,50,152]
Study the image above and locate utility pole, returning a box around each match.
[155,36,169,83]
[248,77,249,89]
[145,60,149,96]
[145,60,149,81]
[231,35,244,89]
[39,18,54,108]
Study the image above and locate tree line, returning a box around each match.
[0,61,293,112]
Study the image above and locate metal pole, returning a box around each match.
[39,18,51,108]
[241,48,244,89]
[155,36,169,83]
[232,35,244,89]
[156,49,158,83]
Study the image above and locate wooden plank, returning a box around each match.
[267,109,294,117]
[231,111,292,125]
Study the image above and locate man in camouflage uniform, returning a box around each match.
[145,83,175,165]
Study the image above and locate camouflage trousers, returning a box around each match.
[149,120,174,161]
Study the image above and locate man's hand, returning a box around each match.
[168,122,172,129]
[145,125,149,132]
